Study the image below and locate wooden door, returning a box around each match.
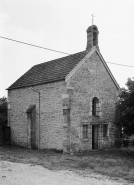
[27,105,37,149]
[92,125,99,150]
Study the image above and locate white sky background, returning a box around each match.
[0,0,134,98]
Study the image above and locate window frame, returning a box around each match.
[92,97,99,116]
[103,124,108,137]
[83,125,88,139]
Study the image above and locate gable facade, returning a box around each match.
[62,50,119,153]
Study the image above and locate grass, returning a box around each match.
[0,145,134,183]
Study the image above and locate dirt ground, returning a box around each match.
[0,146,134,185]
[1,161,131,185]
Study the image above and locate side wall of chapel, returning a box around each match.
[8,81,66,150]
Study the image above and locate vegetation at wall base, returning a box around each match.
[0,97,7,127]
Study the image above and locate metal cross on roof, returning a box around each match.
[92,14,94,26]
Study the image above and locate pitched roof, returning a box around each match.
[7,51,86,90]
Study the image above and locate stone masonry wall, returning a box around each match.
[8,51,119,152]
[66,51,119,152]
[8,81,66,150]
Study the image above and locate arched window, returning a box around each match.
[92,97,99,116]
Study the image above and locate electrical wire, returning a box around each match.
[105,62,134,68]
[0,36,69,55]
[0,35,134,68]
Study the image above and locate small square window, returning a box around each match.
[83,125,88,139]
[103,124,108,137]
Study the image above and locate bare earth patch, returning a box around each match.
[0,146,134,185]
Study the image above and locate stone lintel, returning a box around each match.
[62,105,68,109]
[62,94,69,99]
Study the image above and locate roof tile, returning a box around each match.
[8,51,86,90]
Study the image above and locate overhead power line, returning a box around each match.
[0,36,69,55]
[106,62,134,68]
[0,35,134,68]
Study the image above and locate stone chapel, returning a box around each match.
[7,25,120,153]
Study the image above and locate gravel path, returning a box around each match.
[0,161,132,185]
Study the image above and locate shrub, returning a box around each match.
[0,97,7,127]
[115,139,123,148]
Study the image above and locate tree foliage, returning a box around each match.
[116,78,134,136]
[0,97,7,126]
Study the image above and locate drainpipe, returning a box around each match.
[7,99,11,126]
[30,87,41,149]
[69,117,71,154]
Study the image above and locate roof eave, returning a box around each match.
[7,78,65,91]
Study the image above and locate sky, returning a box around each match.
[0,0,134,98]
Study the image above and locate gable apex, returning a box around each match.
[65,47,120,90]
